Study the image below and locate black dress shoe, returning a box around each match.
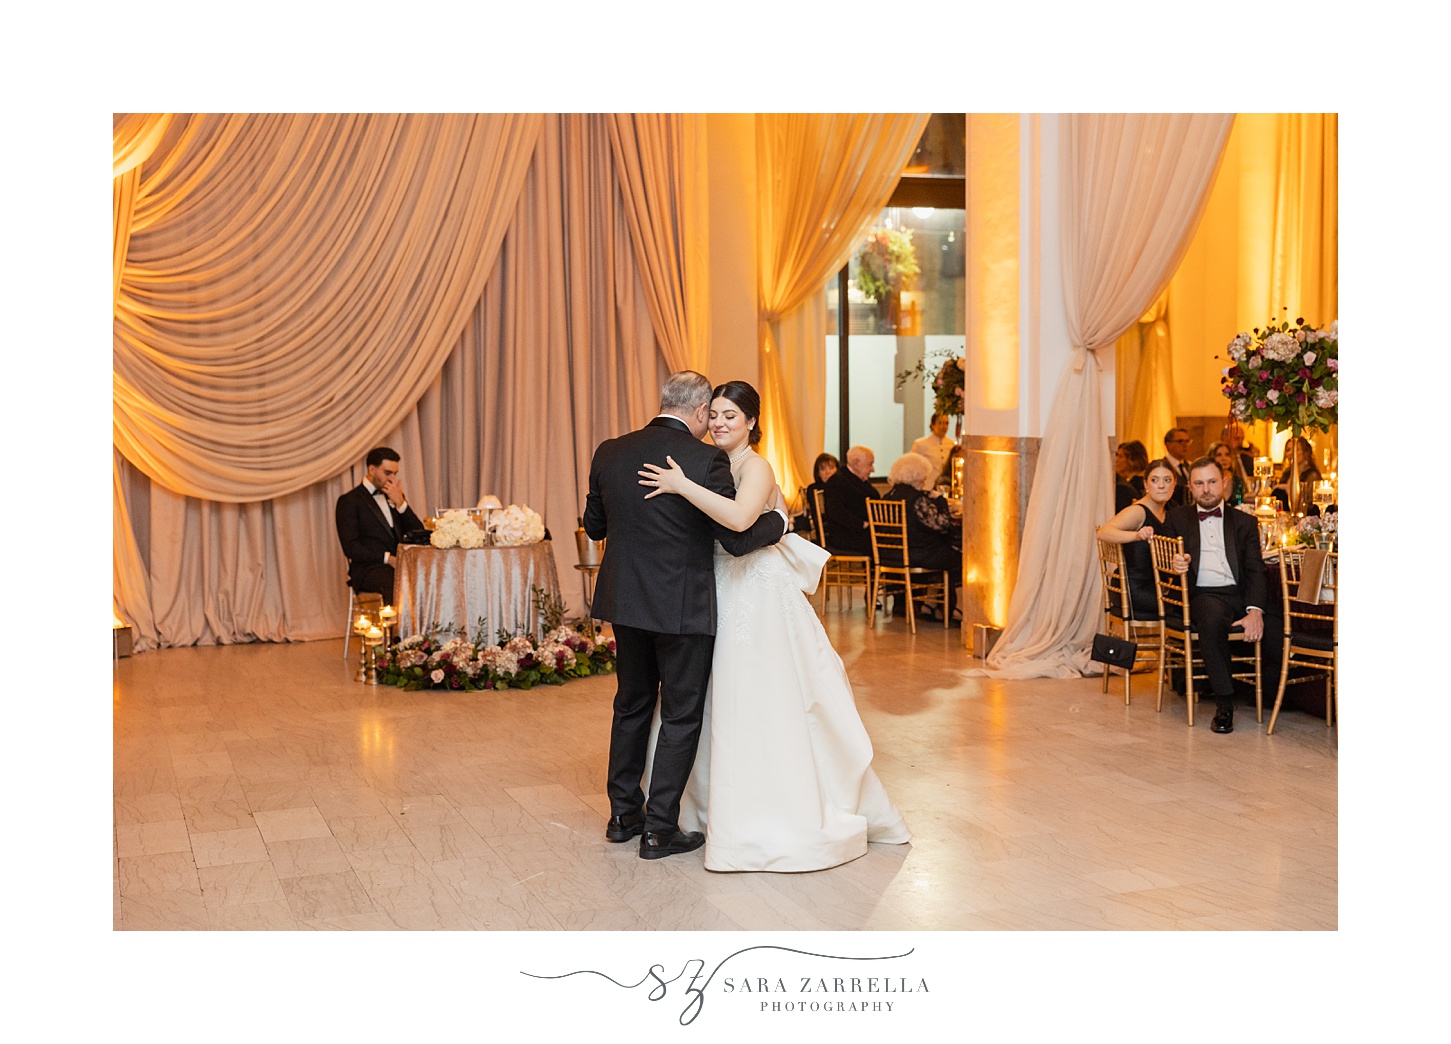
[638,829,705,860]
[604,811,645,843]
[1210,708,1234,734]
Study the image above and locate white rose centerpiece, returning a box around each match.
[430,509,488,549]
[490,504,547,546]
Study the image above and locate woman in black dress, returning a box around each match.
[883,452,962,620]
[1095,458,1176,618]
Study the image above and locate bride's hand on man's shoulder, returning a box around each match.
[638,455,687,498]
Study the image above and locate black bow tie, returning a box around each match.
[1198,507,1222,521]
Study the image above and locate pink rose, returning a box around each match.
[1303,351,1317,365]
[430,669,445,684]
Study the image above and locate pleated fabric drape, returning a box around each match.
[981,113,1234,678]
[754,113,929,500]
[114,115,665,651]
[114,113,543,503]
[607,114,712,375]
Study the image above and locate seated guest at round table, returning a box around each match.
[1275,435,1322,514]
[794,451,840,536]
[822,445,877,556]
[883,452,963,620]
[1208,440,1250,506]
[1095,457,1176,619]
[1114,439,1149,512]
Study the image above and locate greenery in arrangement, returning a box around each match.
[852,227,920,303]
[379,610,616,692]
[1221,313,1338,435]
[897,350,966,420]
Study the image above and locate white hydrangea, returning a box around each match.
[491,504,547,546]
[1314,387,1338,409]
[1226,332,1252,361]
[1261,332,1299,362]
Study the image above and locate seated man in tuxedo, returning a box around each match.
[821,444,876,556]
[1162,457,1276,734]
[1162,427,1194,506]
[335,446,423,602]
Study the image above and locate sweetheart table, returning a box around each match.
[393,541,561,641]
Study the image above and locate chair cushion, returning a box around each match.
[1289,630,1335,652]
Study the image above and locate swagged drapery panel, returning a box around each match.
[753,113,929,503]
[113,114,666,649]
[980,113,1234,678]
[114,113,543,503]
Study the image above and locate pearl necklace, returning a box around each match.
[728,447,752,465]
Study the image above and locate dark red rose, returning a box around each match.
[1271,376,1285,391]
[1259,370,1270,381]
[1298,368,1312,379]
[1311,377,1323,388]
[1295,391,1307,403]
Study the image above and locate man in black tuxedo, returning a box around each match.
[584,371,786,860]
[821,445,876,555]
[335,446,424,602]
[1163,428,1194,506]
[1162,457,1272,734]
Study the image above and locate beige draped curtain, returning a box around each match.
[114,113,543,503]
[754,113,929,500]
[114,115,667,650]
[982,113,1234,678]
[607,114,711,375]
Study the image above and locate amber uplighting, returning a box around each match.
[966,114,1020,413]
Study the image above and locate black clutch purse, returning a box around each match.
[1090,633,1137,670]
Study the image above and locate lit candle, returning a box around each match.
[354,615,371,633]
[379,605,397,622]
[365,626,383,644]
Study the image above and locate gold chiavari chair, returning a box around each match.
[1267,548,1337,735]
[796,485,820,545]
[811,487,871,611]
[1149,534,1262,726]
[866,498,949,634]
[1094,535,1163,706]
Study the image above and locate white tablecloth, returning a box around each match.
[393,541,561,641]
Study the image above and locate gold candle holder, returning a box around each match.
[354,615,373,682]
[364,627,384,684]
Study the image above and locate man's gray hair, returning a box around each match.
[845,445,873,470]
[659,370,713,414]
[888,452,938,490]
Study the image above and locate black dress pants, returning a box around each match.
[607,624,715,834]
[1188,586,1249,707]
[350,562,396,602]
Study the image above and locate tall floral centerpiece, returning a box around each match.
[1221,314,1338,514]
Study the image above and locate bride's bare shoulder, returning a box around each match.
[740,453,775,482]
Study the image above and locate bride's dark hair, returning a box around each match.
[712,380,763,446]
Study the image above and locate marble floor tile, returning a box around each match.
[266,836,355,879]
[253,806,332,843]
[197,861,285,908]
[279,871,377,921]
[118,852,202,898]
[115,819,192,859]
[189,826,270,868]
[119,889,211,930]
[205,899,299,930]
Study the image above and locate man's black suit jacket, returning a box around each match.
[1161,501,1267,609]
[335,483,423,590]
[822,468,876,556]
[583,417,785,635]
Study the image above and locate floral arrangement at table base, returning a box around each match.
[381,625,616,692]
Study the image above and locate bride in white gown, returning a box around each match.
[639,380,909,872]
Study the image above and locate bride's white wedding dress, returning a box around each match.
[649,532,910,872]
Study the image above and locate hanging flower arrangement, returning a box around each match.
[852,227,920,303]
[931,356,966,420]
[1221,314,1338,435]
